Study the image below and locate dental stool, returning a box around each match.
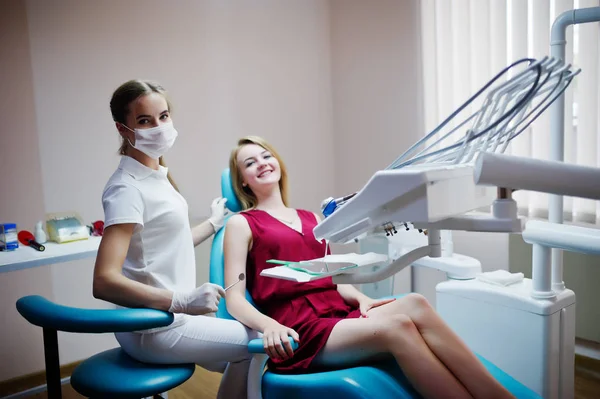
[210,168,542,399]
[16,296,195,399]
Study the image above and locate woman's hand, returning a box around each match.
[262,321,300,360]
[359,297,396,318]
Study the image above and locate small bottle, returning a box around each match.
[34,221,48,244]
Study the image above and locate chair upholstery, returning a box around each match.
[16,295,194,398]
[210,168,543,399]
[71,348,194,399]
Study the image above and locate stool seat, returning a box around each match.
[71,348,195,399]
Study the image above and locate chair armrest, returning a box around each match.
[248,337,299,354]
[16,295,174,333]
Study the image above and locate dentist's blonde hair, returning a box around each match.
[229,136,289,210]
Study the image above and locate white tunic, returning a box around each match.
[102,156,194,330]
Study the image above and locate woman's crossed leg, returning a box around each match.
[313,293,515,399]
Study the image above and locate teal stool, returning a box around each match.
[16,295,195,398]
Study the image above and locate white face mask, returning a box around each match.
[122,121,178,159]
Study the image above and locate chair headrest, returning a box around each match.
[221,168,242,213]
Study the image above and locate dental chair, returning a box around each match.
[16,297,195,398]
[209,168,541,399]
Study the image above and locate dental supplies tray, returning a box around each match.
[262,252,388,282]
[46,212,90,244]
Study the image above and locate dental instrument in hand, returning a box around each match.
[224,273,245,291]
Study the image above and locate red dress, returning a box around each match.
[240,209,362,373]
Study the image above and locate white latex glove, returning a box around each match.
[169,283,226,315]
[208,197,228,232]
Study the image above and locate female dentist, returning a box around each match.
[93,79,258,399]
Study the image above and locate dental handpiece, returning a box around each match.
[225,273,245,291]
[323,193,357,208]
[320,192,357,217]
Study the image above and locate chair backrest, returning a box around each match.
[209,168,257,319]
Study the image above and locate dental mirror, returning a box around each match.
[225,273,245,291]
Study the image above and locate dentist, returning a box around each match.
[93,80,258,399]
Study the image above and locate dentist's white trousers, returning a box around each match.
[115,315,260,399]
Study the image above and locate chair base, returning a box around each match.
[70,348,195,399]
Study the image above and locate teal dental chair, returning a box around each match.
[210,168,542,399]
[16,298,195,398]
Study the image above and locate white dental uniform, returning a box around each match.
[102,155,194,331]
[101,156,258,397]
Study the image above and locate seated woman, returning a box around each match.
[223,136,515,399]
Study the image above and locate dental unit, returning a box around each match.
[309,8,600,399]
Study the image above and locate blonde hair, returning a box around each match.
[109,79,179,191]
[229,136,289,210]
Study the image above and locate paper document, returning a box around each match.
[261,252,389,282]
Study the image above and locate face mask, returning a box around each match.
[122,121,178,159]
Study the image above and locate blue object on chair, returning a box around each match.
[210,167,543,399]
[221,168,243,213]
[211,168,258,320]
[16,295,195,399]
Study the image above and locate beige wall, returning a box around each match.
[0,0,45,236]
[0,0,55,381]
[329,0,422,196]
[328,0,422,296]
[24,0,335,224]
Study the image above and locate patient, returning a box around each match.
[223,136,515,399]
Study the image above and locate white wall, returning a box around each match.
[2,0,336,382]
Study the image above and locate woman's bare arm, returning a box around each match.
[223,214,279,332]
[224,214,300,359]
[93,223,174,310]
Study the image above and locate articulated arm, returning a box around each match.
[524,220,600,299]
[523,220,600,256]
[332,245,432,285]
